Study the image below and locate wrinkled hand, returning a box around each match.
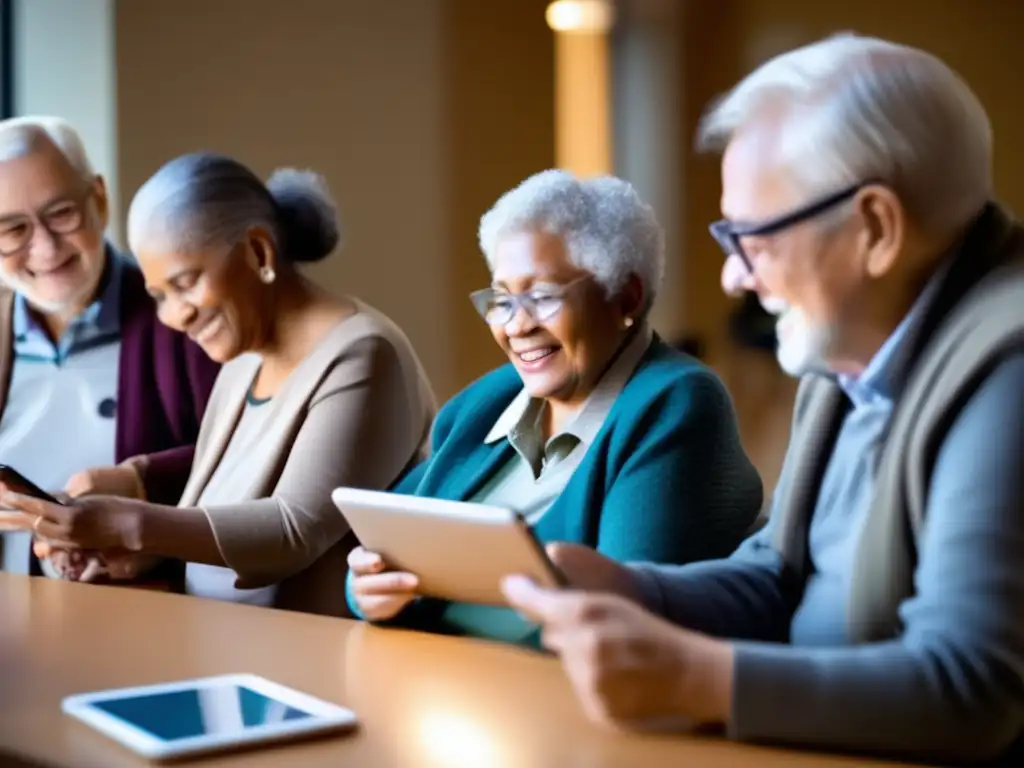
[501,576,734,731]
[65,465,146,500]
[347,546,419,621]
[33,539,156,582]
[35,543,108,582]
[0,508,36,532]
[28,489,109,581]
[0,491,143,551]
[0,482,59,530]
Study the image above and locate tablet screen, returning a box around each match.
[91,684,315,742]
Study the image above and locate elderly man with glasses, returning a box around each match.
[502,33,1024,765]
[0,117,218,581]
[345,168,763,645]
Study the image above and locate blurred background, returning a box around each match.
[3,0,1022,499]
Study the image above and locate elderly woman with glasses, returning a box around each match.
[346,169,763,645]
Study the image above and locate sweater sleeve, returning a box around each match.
[725,353,1024,764]
[203,335,429,588]
[623,375,827,641]
[628,514,799,643]
[595,369,762,564]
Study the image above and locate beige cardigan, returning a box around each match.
[179,300,436,616]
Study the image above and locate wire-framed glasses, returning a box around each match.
[469,275,589,326]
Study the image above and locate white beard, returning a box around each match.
[0,262,102,317]
[760,296,832,378]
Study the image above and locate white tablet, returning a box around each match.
[332,486,568,606]
[61,673,358,761]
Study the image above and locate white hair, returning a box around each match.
[0,115,96,180]
[478,169,665,314]
[0,117,102,313]
[698,32,992,233]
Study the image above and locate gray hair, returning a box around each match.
[0,115,96,180]
[127,152,341,262]
[478,169,665,313]
[697,32,992,233]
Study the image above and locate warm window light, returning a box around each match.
[545,0,615,33]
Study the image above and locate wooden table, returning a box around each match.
[0,574,915,767]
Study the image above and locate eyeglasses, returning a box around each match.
[0,188,95,257]
[469,275,589,326]
[709,182,871,271]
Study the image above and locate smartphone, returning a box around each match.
[0,464,62,504]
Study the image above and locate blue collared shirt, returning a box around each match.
[0,246,125,574]
[788,263,948,645]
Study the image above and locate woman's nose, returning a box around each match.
[504,305,538,336]
[160,295,198,331]
[178,301,199,328]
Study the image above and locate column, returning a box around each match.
[610,0,685,342]
[546,0,614,177]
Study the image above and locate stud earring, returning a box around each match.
[259,265,276,285]
[623,317,634,328]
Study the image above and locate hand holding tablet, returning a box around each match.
[348,545,421,621]
[334,487,567,616]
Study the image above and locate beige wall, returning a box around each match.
[116,0,554,400]
[442,0,555,387]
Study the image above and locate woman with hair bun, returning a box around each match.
[13,152,436,616]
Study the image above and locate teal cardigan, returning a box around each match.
[346,337,763,640]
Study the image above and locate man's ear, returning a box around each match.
[856,185,904,279]
[91,175,109,231]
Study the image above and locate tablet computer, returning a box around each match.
[61,673,358,761]
[332,486,568,606]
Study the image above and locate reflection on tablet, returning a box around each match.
[92,684,314,742]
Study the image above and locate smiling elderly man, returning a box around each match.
[503,33,1024,765]
[0,117,218,577]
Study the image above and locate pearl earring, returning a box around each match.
[624,317,634,328]
[259,265,276,285]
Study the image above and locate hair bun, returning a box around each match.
[266,168,341,263]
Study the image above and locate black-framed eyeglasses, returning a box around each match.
[0,187,96,256]
[469,275,589,326]
[709,182,870,271]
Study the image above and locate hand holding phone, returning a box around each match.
[0,464,63,504]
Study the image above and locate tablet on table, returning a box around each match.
[62,673,357,761]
